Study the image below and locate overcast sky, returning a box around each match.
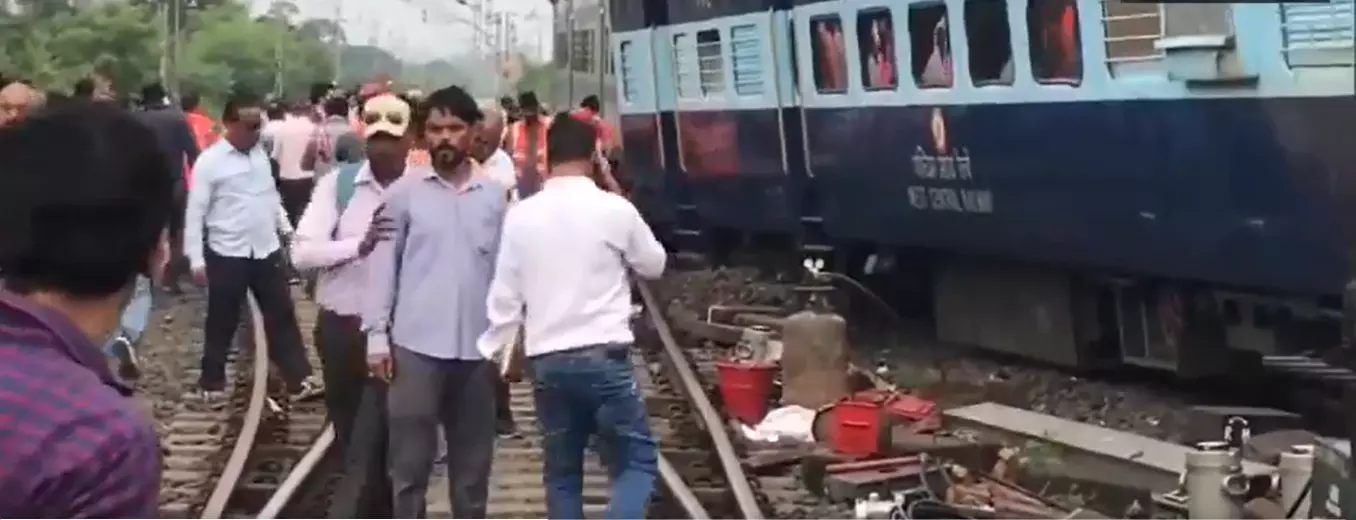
[249,0,553,63]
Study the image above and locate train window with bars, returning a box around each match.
[619,41,638,102]
[1280,0,1355,67]
[572,29,595,73]
[857,9,899,91]
[730,24,765,96]
[696,29,727,96]
[673,32,700,99]
[907,4,953,88]
[1162,4,1232,39]
[1026,0,1083,84]
[1101,0,1162,68]
[964,0,1014,86]
[810,15,848,93]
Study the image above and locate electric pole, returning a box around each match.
[332,2,343,83]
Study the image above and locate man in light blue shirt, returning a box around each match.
[184,90,317,401]
[363,85,507,518]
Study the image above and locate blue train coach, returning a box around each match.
[607,0,1356,377]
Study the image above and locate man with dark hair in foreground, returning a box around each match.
[0,102,169,517]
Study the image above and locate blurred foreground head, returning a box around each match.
[0,102,174,302]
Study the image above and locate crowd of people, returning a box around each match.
[0,71,662,520]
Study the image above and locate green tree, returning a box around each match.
[514,56,556,100]
[0,0,471,104]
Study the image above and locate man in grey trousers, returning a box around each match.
[363,85,505,518]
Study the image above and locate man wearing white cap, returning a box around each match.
[291,93,413,517]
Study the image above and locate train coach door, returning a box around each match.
[778,1,833,259]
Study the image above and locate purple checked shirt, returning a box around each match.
[0,291,161,518]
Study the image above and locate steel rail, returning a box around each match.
[255,424,336,519]
[656,454,713,519]
[201,295,270,519]
[637,280,766,519]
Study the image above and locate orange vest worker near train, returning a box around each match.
[508,91,551,198]
[181,92,219,189]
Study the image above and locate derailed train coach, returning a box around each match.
[600,0,1356,379]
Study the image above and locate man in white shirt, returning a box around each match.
[184,91,318,401]
[291,94,409,518]
[468,103,518,439]
[271,102,320,227]
[478,114,667,519]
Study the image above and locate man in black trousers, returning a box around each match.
[182,90,319,401]
[290,93,415,518]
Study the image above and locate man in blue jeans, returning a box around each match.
[478,114,668,518]
[105,275,152,381]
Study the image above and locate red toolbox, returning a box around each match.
[831,390,939,456]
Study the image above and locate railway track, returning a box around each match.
[158,291,330,519]
[160,279,824,519]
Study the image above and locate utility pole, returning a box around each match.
[596,2,606,113]
[331,2,343,83]
[170,0,181,96]
[158,0,169,87]
[274,34,284,98]
[565,0,575,107]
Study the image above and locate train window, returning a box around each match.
[964,0,1014,85]
[907,3,953,88]
[1101,1,1163,66]
[1163,5,1233,39]
[674,33,700,99]
[696,29,727,96]
[1026,0,1083,84]
[572,29,596,73]
[810,15,848,93]
[730,24,766,96]
[1280,1,1355,67]
[856,9,899,91]
[619,41,638,102]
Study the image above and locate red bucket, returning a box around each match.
[716,361,777,425]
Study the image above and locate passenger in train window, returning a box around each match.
[909,4,954,88]
[1027,0,1083,82]
[812,16,848,92]
[857,10,898,90]
[964,0,1015,85]
[478,113,667,520]
[362,85,503,519]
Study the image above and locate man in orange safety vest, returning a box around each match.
[506,91,551,199]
